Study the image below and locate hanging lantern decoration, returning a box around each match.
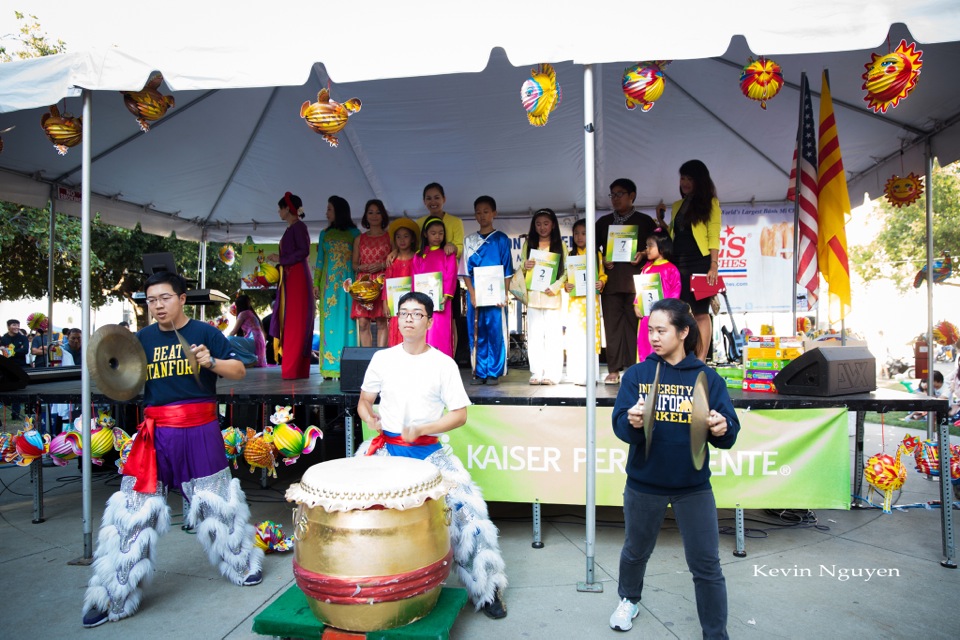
[208,316,229,331]
[521,63,562,126]
[933,320,960,347]
[622,61,667,112]
[269,404,323,466]
[218,244,236,266]
[229,303,238,317]
[244,427,279,478]
[862,39,923,114]
[121,74,175,132]
[882,172,923,208]
[222,426,247,470]
[40,105,82,155]
[254,520,293,553]
[912,251,951,288]
[0,125,14,154]
[739,56,783,109]
[26,312,49,333]
[300,88,361,148]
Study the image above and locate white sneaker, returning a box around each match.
[609,597,639,631]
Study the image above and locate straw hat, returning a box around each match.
[387,217,421,247]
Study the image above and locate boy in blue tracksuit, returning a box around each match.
[609,298,739,638]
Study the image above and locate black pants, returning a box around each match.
[600,292,639,373]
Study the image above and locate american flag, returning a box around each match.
[787,73,819,310]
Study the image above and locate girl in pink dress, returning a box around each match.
[412,217,458,357]
[636,229,682,362]
[381,218,420,346]
[352,199,393,347]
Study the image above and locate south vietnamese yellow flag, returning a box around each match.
[816,71,851,322]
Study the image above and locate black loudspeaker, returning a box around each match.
[0,357,30,391]
[773,346,876,396]
[340,347,385,393]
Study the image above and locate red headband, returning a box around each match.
[284,192,298,216]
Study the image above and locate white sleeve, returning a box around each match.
[439,356,471,411]
[360,351,385,394]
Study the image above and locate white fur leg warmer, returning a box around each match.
[184,469,263,585]
[82,477,170,621]
[427,449,508,609]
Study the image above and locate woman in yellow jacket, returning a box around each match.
[656,159,721,361]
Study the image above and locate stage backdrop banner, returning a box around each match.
[239,242,319,291]
[362,406,849,509]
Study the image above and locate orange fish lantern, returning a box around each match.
[244,427,278,478]
[862,40,922,114]
[300,88,361,148]
[218,244,236,266]
[883,172,923,208]
[121,74,175,132]
[521,63,562,126]
[622,61,667,112]
[40,105,82,155]
[740,57,783,110]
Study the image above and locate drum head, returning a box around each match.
[690,371,710,470]
[286,456,449,512]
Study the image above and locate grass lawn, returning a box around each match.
[863,411,960,438]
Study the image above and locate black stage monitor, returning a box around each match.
[0,357,30,391]
[142,252,178,276]
[340,347,385,393]
[773,346,876,397]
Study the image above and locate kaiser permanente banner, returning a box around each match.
[363,406,849,509]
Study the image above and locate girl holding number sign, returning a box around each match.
[413,217,457,357]
[564,219,607,385]
[635,229,681,362]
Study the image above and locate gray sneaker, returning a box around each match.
[609,597,639,631]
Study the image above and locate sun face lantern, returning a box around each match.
[300,88,361,148]
[740,57,783,109]
[862,39,923,114]
[622,61,667,112]
[121,74,175,132]
[219,244,236,266]
[883,172,924,208]
[521,63,562,126]
[40,105,82,155]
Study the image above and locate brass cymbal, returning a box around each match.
[690,371,710,470]
[86,324,146,401]
[642,363,661,460]
[173,327,200,384]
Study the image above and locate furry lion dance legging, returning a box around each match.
[357,442,509,609]
[82,468,263,621]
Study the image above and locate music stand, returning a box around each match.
[142,252,178,275]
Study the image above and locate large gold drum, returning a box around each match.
[286,456,452,632]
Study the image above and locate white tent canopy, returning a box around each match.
[1,2,959,242]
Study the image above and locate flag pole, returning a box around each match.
[823,68,846,346]
[790,72,806,333]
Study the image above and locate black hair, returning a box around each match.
[649,298,700,356]
[678,159,718,227]
[570,218,586,251]
[235,293,260,323]
[646,228,674,261]
[361,199,390,230]
[278,192,305,219]
[397,291,434,318]
[474,195,497,211]
[934,370,944,384]
[68,328,82,336]
[144,270,187,296]
[609,178,637,197]
[327,195,357,231]
[423,182,446,199]
[419,217,446,258]
[7,319,19,327]
[525,208,566,278]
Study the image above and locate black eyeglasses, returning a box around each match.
[397,311,427,320]
[609,191,629,199]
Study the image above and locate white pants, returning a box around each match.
[565,324,600,383]
[527,307,564,382]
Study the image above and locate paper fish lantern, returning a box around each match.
[622,61,667,112]
[219,245,236,266]
[934,320,960,347]
[244,427,278,478]
[862,40,923,114]
[96,409,117,430]
[27,312,48,332]
[40,105,82,155]
[883,173,924,208]
[300,88,361,148]
[49,430,81,466]
[0,432,17,464]
[913,251,952,288]
[521,63,562,126]
[121,74,175,132]
[739,57,783,109]
[12,428,50,466]
[222,426,246,470]
[254,520,293,553]
[70,416,118,466]
[342,274,384,311]
[272,423,322,466]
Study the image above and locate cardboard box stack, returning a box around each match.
[742,335,803,393]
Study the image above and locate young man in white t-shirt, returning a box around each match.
[357,291,508,619]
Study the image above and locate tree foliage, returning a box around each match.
[851,161,960,292]
[0,11,66,61]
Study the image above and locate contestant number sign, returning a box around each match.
[605,225,638,263]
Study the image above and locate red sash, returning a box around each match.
[124,402,218,493]
[365,431,439,456]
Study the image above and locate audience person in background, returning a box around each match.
[1,319,29,420]
[314,195,360,379]
[228,294,267,368]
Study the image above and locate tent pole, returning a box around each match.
[578,63,601,594]
[924,142,934,441]
[198,237,207,321]
[47,189,55,360]
[80,89,94,560]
